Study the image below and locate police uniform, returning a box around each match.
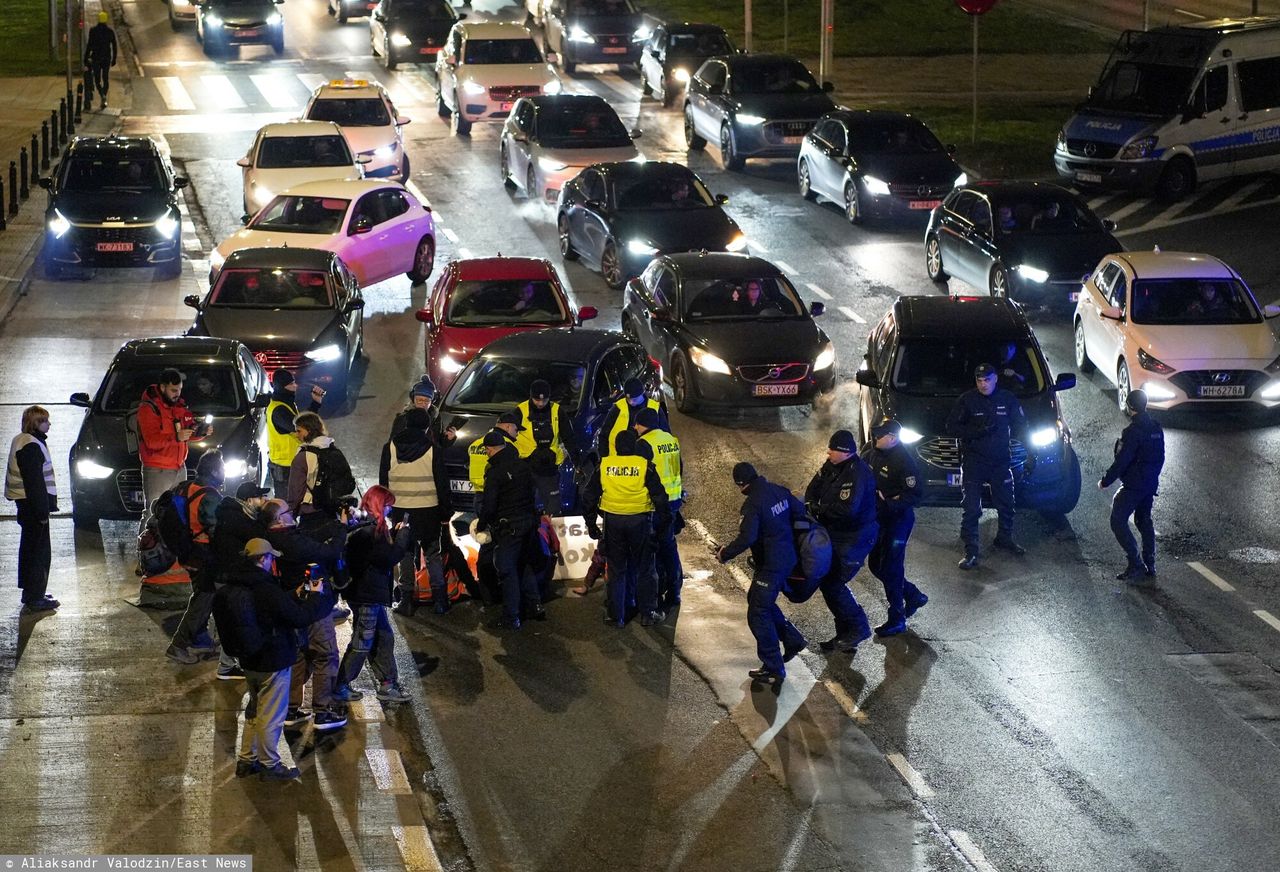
[597,377,668,458]
[861,421,927,632]
[1101,391,1165,578]
[478,435,542,627]
[265,370,321,498]
[513,381,574,515]
[637,409,683,607]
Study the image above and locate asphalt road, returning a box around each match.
[3,1,1280,870]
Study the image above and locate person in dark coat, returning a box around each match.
[596,377,670,458]
[861,418,927,636]
[1099,389,1165,580]
[387,375,458,443]
[478,431,545,629]
[83,11,117,109]
[5,406,59,613]
[166,450,227,668]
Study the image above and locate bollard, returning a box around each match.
[66,89,76,135]
[75,84,83,124]
[41,121,50,170]
[59,99,68,144]
[0,176,7,231]
[30,134,38,185]
[20,148,29,199]
[50,110,59,151]
[8,163,18,217]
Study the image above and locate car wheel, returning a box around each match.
[720,124,743,171]
[1073,319,1094,372]
[1116,358,1132,411]
[436,91,452,118]
[684,106,706,150]
[385,47,398,71]
[336,3,349,23]
[640,74,652,96]
[558,214,578,260]
[408,235,435,283]
[400,154,410,179]
[452,107,471,136]
[672,356,698,413]
[1156,156,1195,201]
[925,234,948,282]
[660,80,675,108]
[563,57,577,75]
[501,145,516,189]
[601,241,625,289]
[43,257,64,281]
[1044,447,1083,516]
[169,7,180,30]
[72,506,98,532]
[526,165,539,202]
[844,181,861,225]
[798,160,815,201]
[620,314,638,339]
[989,264,1009,298]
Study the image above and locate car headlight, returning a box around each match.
[205,12,223,26]
[462,80,487,96]
[954,172,968,187]
[814,345,835,371]
[222,458,248,479]
[154,211,180,240]
[862,175,891,196]
[543,78,563,95]
[539,156,569,172]
[267,11,282,24]
[391,32,412,47]
[689,347,732,375]
[1137,347,1176,375]
[1260,380,1280,399]
[76,459,114,480]
[306,343,342,363]
[725,233,748,252]
[633,24,651,41]
[898,427,924,445]
[568,25,596,43]
[1030,426,1058,448]
[251,184,274,207]
[1016,264,1049,283]
[627,239,659,255]
[672,68,691,84]
[1056,129,1066,149]
[1142,382,1177,400]
[374,144,396,158]
[1119,136,1158,160]
[439,354,465,374]
[735,113,767,126]
[48,209,72,238]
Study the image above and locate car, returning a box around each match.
[797,109,965,225]
[184,248,366,402]
[684,53,836,171]
[556,160,746,289]
[1072,250,1280,410]
[925,181,1124,305]
[329,0,377,23]
[621,252,835,412]
[302,79,410,180]
[638,22,735,108]
[39,135,187,280]
[542,0,646,74]
[237,120,365,216]
[209,178,435,289]
[67,337,271,529]
[415,256,597,390]
[369,0,461,70]
[500,94,640,203]
[434,21,563,136]
[854,295,1081,515]
[167,0,199,30]
[195,0,285,56]
[438,328,658,512]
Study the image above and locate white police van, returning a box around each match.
[1055,18,1280,200]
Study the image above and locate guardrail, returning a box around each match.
[0,83,86,232]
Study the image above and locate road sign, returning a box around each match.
[955,0,997,14]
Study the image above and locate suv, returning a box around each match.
[542,0,646,73]
[196,0,285,56]
[435,21,563,136]
[39,135,187,280]
[854,295,1081,515]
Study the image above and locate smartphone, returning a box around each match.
[449,416,466,432]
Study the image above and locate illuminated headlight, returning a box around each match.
[689,346,731,375]
[633,24,652,41]
[568,25,596,43]
[251,184,275,207]
[543,78,563,95]
[954,172,968,187]
[1055,129,1066,149]
[1142,382,1177,400]
[48,209,72,238]
[222,458,248,479]
[1259,380,1280,399]
[1137,347,1176,375]
[863,175,891,196]
[391,32,412,47]
[813,345,835,371]
[439,354,465,374]
[374,144,396,158]
[1030,426,1058,448]
[76,459,114,479]
[1119,136,1158,160]
[154,212,180,240]
[267,11,282,24]
[627,239,659,255]
[725,233,748,252]
[205,13,223,26]
[539,156,569,172]
[898,427,924,445]
[736,113,766,126]
[1016,264,1049,283]
[306,343,342,363]
[462,80,487,96]
[672,68,691,84]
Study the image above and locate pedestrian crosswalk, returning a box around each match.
[1085,174,1280,238]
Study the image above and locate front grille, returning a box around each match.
[488,85,541,101]
[762,120,813,144]
[73,225,155,243]
[735,362,808,383]
[1170,369,1268,397]
[116,467,194,512]
[1065,138,1119,160]
[253,349,306,374]
[916,437,1027,472]
[888,183,950,200]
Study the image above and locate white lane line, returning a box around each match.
[392,825,444,872]
[406,179,432,206]
[804,282,831,300]
[822,678,869,724]
[751,240,768,253]
[182,237,203,252]
[251,74,300,109]
[1188,561,1235,592]
[201,75,247,110]
[774,260,797,274]
[1255,609,1280,633]
[297,73,328,93]
[365,748,413,794]
[349,697,385,722]
[949,830,1000,872]
[458,246,475,259]
[1087,195,1108,211]
[153,77,196,112]
[886,752,935,798]
[1211,178,1269,215]
[838,305,866,323]
[1103,196,1156,225]
[441,227,459,243]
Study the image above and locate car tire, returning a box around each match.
[558,214,578,260]
[272,36,285,54]
[1156,156,1195,201]
[601,240,624,289]
[684,106,706,150]
[336,2,349,23]
[501,145,516,189]
[1045,448,1083,516]
[640,75,652,96]
[672,356,698,413]
[661,80,675,108]
[720,124,743,171]
[526,165,539,202]
[1116,358,1132,411]
[989,264,1009,298]
[169,8,180,31]
[72,507,98,532]
[844,181,862,225]
[1073,319,1094,372]
[43,257,64,281]
[400,154,410,179]
[925,234,948,282]
[452,106,471,136]
[798,160,815,201]
[437,91,452,117]
[408,235,435,284]
[386,48,398,71]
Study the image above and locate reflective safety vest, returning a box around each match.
[266,399,302,467]
[513,400,566,465]
[388,441,439,509]
[606,396,660,456]
[5,433,56,501]
[599,455,654,515]
[639,429,681,502]
[468,433,515,492]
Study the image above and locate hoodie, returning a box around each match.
[219,564,335,672]
[377,425,452,512]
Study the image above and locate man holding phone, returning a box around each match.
[137,368,209,534]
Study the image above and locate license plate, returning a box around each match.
[96,241,133,252]
[752,383,799,397]
[602,46,627,54]
[782,135,803,144]
[450,479,474,493]
[909,199,942,210]
[500,101,513,111]
[419,47,435,54]
[237,28,261,37]
[1069,291,1080,302]
[946,473,963,487]
[127,490,143,505]
[1198,385,1245,398]
[1077,171,1102,183]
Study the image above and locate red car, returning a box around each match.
[417,256,597,389]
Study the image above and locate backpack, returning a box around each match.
[211,584,267,658]
[125,395,161,455]
[153,482,214,563]
[137,524,177,577]
[792,511,833,583]
[304,444,356,513]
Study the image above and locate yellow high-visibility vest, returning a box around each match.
[639,429,681,502]
[513,400,566,465]
[468,432,515,492]
[606,396,660,456]
[600,454,654,515]
[266,399,301,467]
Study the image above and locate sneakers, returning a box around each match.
[875,619,908,637]
[313,709,348,731]
[190,636,219,655]
[433,599,451,615]
[1143,558,1157,577]
[991,536,1026,556]
[330,605,350,624]
[216,666,246,681]
[332,684,364,703]
[903,593,928,618]
[22,598,58,614]
[782,639,807,662]
[639,609,665,627]
[748,666,784,685]
[1116,563,1146,581]
[283,708,312,728]
[498,616,522,631]
[165,644,200,665]
[235,759,262,778]
[957,554,980,571]
[376,682,411,703]
[259,763,300,782]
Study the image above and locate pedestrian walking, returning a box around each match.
[165,450,227,666]
[861,418,928,636]
[717,462,807,686]
[477,430,546,629]
[597,377,668,458]
[1099,389,1165,581]
[265,369,324,498]
[634,407,684,608]
[5,406,59,614]
[137,368,209,536]
[286,412,354,527]
[513,379,576,515]
[946,363,1030,570]
[83,11,118,110]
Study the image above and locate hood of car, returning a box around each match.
[1000,232,1123,279]
[853,152,960,187]
[252,166,361,195]
[340,126,398,155]
[73,409,257,472]
[391,19,453,41]
[55,192,172,224]
[437,323,573,361]
[195,308,340,351]
[683,317,828,364]
[461,65,559,87]
[215,229,338,261]
[567,14,641,33]
[206,4,274,25]
[874,388,1059,442]
[1062,110,1160,147]
[733,93,835,120]
[614,207,739,252]
[537,143,639,167]
[1134,321,1280,365]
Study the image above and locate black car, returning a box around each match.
[556,160,745,289]
[925,181,1124,305]
[39,135,187,280]
[638,22,735,107]
[183,248,366,402]
[196,0,285,56]
[684,53,835,171]
[67,337,272,529]
[369,0,461,70]
[621,252,835,412]
[438,328,658,513]
[543,0,645,73]
[798,110,964,225]
[853,295,1081,515]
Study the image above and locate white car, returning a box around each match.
[211,179,436,288]
[237,121,366,216]
[1073,249,1280,410]
[167,0,199,29]
[302,79,410,180]
[500,94,639,202]
[434,21,563,136]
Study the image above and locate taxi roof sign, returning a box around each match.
[327,79,371,88]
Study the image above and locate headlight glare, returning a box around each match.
[1030,426,1058,448]
[627,239,659,255]
[48,210,72,238]
[539,156,569,172]
[736,113,766,126]
[814,345,835,371]
[1260,380,1280,399]
[305,343,342,363]
[373,145,396,158]
[725,234,748,252]
[633,25,652,41]
[898,427,924,445]
[461,80,487,96]
[439,354,465,374]
[954,172,968,187]
[863,175,891,196]
[1016,264,1049,283]
[1142,382,1177,400]
[155,212,180,240]
[76,459,114,479]
[267,11,282,24]
[205,13,223,26]
[222,458,248,479]
[543,79,563,95]
[391,32,412,47]
[689,347,731,375]
[252,184,274,207]
[568,25,595,43]
[672,68,691,84]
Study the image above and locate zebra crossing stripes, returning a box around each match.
[250,74,301,109]
[200,75,247,109]
[1090,174,1280,237]
[154,77,197,111]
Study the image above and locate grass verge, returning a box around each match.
[2,1,75,77]
[899,103,1070,180]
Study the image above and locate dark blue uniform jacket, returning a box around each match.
[946,387,1028,467]
[723,477,805,572]
[1101,412,1165,494]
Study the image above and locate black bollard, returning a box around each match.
[0,176,7,231]
[8,162,18,216]
[29,135,38,185]
[20,148,29,199]
[50,110,59,151]
[41,121,50,170]
[66,89,76,135]
[75,84,83,124]
[59,99,68,144]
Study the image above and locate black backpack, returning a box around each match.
[304,444,357,513]
[212,584,267,658]
[153,482,214,563]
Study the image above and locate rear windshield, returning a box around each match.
[257,135,352,169]
[612,170,713,209]
[211,269,333,309]
[251,196,349,234]
[848,118,944,155]
[448,359,586,410]
[445,279,567,326]
[101,367,243,415]
[668,31,732,56]
[61,157,166,193]
[682,277,804,321]
[465,39,543,65]
[891,339,1046,397]
[537,104,630,148]
[1131,278,1261,325]
[731,61,822,95]
[308,97,390,126]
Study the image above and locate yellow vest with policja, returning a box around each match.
[606,396,660,457]
[513,400,566,465]
[468,432,515,491]
[266,398,302,467]
[599,455,654,515]
[639,429,681,502]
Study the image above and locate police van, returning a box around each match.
[1055,17,1280,199]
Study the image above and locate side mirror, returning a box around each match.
[585,199,605,211]
[854,369,881,389]
[1102,218,1117,232]
[630,128,643,140]
[822,81,835,93]
[351,216,373,235]
[344,298,366,312]
[236,157,251,168]
[240,213,251,225]
[577,305,598,323]
[183,294,201,309]
[1100,305,1122,320]
[1264,303,1280,319]
[809,301,825,317]
[1054,372,1077,391]
[396,116,412,126]
[714,193,729,205]
[415,307,435,325]
[545,51,558,65]
[174,177,190,189]
[38,177,52,190]
[69,392,92,408]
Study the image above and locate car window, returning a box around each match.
[872,319,897,375]
[994,191,1104,234]
[379,189,410,220]
[101,366,243,415]
[970,197,993,236]
[238,347,265,397]
[697,61,726,89]
[682,276,805,320]
[535,102,630,148]
[445,279,567,325]
[308,97,390,126]
[611,170,713,209]
[847,117,943,155]
[464,38,543,64]
[61,157,166,193]
[515,100,535,130]
[595,349,633,403]
[449,358,586,410]
[581,169,606,203]
[257,135,352,169]
[947,191,976,223]
[669,30,731,56]
[1237,56,1280,113]
[730,60,822,95]
[251,195,349,234]
[1189,66,1229,116]
[828,122,847,153]
[351,192,387,228]
[393,0,456,17]
[1130,277,1261,325]
[210,268,334,309]
[890,339,1046,398]
[652,268,675,309]
[573,0,636,13]
[1108,269,1127,309]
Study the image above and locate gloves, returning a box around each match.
[586,521,601,540]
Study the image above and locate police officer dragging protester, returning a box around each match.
[597,377,669,458]
[582,430,669,627]
[717,463,808,686]
[861,418,927,636]
[513,379,575,515]
[477,430,546,629]
[634,407,684,608]
[265,369,324,498]
[1099,389,1165,581]
[947,363,1029,570]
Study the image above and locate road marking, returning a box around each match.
[1255,609,1280,633]
[750,240,768,253]
[365,748,412,794]
[440,227,459,243]
[774,259,797,274]
[154,77,196,111]
[182,236,203,252]
[391,825,444,872]
[297,73,327,94]
[822,678,869,724]
[458,246,475,258]
[1211,178,1269,215]
[251,74,300,109]
[949,830,1000,872]
[201,75,247,110]
[1188,561,1235,592]
[406,180,431,207]
[804,281,831,300]
[349,697,385,722]
[886,752,935,798]
[838,305,865,323]
[1103,196,1156,225]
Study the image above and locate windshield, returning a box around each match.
[257,134,352,169]
[992,192,1104,235]
[1131,278,1261,325]
[891,339,1047,398]
[537,104,630,148]
[448,358,587,410]
[251,196,349,234]
[682,276,804,321]
[731,61,822,95]
[465,38,543,65]
[445,279,568,326]
[849,118,944,155]
[1086,61,1196,115]
[308,97,390,127]
[612,170,713,209]
[669,31,732,56]
[574,0,637,13]
[61,157,166,193]
[101,367,243,415]
[210,268,334,309]
[394,0,455,16]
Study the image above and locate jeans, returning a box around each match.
[747,566,806,676]
[1111,486,1156,568]
[139,465,186,535]
[960,461,1015,556]
[603,512,656,621]
[289,614,339,710]
[492,519,540,622]
[653,500,683,604]
[86,63,111,100]
[269,462,291,499]
[392,506,444,603]
[16,509,51,604]
[239,667,290,767]
[869,509,923,623]
[337,604,398,687]
[172,573,237,669]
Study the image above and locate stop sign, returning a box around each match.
[955,0,997,13]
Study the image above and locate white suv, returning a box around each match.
[302,79,411,180]
[435,21,563,136]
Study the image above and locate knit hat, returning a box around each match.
[828,430,857,453]
[529,379,551,401]
[732,462,758,486]
[1126,389,1148,413]
[272,369,295,390]
[633,407,660,431]
[483,429,508,447]
[410,375,436,400]
[624,377,645,401]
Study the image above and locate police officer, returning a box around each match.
[947,362,1029,570]
[266,369,324,498]
[597,377,669,458]
[804,430,877,652]
[717,463,807,685]
[582,430,668,627]
[861,418,927,636]
[1099,389,1165,580]
[513,379,575,515]
[634,407,683,608]
[477,430,544,629]
[467,411,521,495]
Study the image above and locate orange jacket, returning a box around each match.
[137,384,196,470]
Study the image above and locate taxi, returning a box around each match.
[302,79,411,180]
[434,21,563,136]
[237,120,366,216]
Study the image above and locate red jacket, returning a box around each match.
[137,384,196,470]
